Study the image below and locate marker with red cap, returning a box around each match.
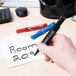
[16,23,47,33]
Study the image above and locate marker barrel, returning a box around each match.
[31,22,55,40]
[16,23,47,33]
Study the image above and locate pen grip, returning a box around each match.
[42,30,56,44]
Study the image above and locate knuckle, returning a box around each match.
[60,34,66,39]
[68,37,71,41]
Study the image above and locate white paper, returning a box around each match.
[0,40,7,57]
[0,33,44,67]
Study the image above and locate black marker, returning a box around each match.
[35,16,65,55]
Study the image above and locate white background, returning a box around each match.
[0,0,39,7]
[0,0,38,2]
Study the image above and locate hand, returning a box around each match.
[38,34,76,76]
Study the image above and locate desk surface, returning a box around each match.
[0,7,76,76]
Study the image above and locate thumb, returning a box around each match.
[38,43,55,56]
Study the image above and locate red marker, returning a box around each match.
[16,23,47,33]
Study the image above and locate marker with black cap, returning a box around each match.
[35,16,66,55]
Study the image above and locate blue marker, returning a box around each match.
[31,22,55,40]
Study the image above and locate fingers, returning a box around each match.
[51,34,69,46]
[38,43,55,57]
[38,43,50,53]
[40,34,57,44]
[51,35,57,42]
[39,34,58,46]
[48,34,58,45]
[45,55,54,63]
[45,55,50,62]
[50,58,54,63]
